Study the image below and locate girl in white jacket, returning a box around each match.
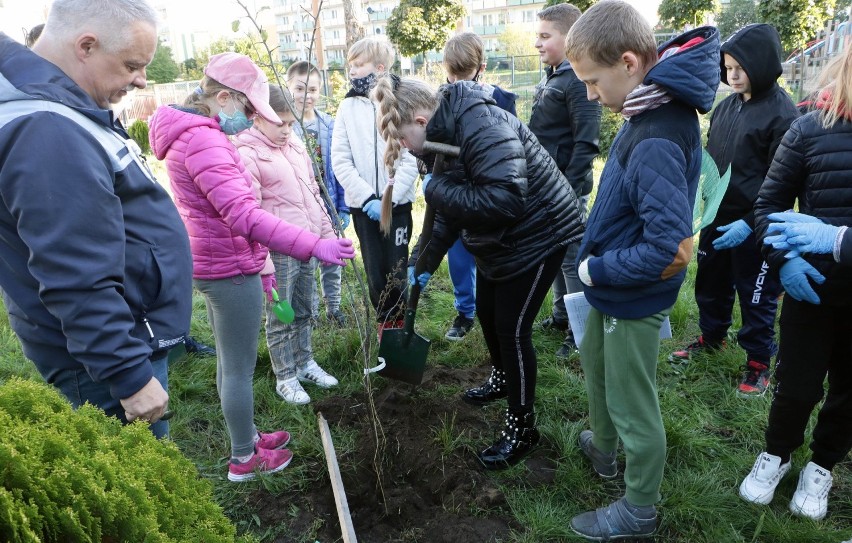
[331,37,419,335]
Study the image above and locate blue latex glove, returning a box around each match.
[407,266,431,288]
[421,173,433,193]
[713,219,752,250]
[767,211,824,224]
[338,211,351,230]
[779,256,825,305]
[363,200,381,221]
[764,212,829,259]
[766,219,837,253]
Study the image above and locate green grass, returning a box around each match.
[1,160,851,542]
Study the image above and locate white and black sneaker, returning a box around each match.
[297,360,338,388]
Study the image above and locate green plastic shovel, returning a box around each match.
[270,288,295,324]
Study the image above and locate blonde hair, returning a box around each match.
[443,32,485,79]
[183,75,242,117]
[372,76,439,234]
[565,0,657,71]
[347,36,395,70]
[537,3,582,36]
[817,42,852,128]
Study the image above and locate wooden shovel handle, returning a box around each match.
[408,142,460,313]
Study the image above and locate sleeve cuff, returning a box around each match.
[833,226,848,262]
[578,258,594,286]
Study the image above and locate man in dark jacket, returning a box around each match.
[0,0,192,437]
[529,3,602,358]
[670,24,799,399]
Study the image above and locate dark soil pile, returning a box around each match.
[255,365,557,542]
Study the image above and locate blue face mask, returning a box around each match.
[217,99,254,135]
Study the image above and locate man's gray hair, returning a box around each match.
[45,0,159,52]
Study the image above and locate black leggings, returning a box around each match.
[766,297,852,470]
[477,248,566,411]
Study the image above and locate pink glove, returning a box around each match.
[261,274,277,302]
[312,238,356,266]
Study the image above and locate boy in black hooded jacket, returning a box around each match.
[670,24,799,398]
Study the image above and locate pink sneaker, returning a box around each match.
[256,430,290,450]
[228,447,293,482]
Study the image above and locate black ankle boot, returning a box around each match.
[462,367,508,406]
[478,409,540,470]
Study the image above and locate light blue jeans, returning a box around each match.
[313,263,342,316]
[268,252,318,381]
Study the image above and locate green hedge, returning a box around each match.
[0,378,238,543]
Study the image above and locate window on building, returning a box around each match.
[375,27,382,34]
[523,10,534,22]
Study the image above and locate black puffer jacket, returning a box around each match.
[411,82,584,282]
[708,23,799,227]
[754,111,852,306]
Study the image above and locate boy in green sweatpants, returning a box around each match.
[564,1,720,540]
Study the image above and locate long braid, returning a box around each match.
[373,76,402,235]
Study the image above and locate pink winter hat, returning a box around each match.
[204,52,280,124]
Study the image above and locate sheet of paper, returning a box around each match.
[563,292,672,348]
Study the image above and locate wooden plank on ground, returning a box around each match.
[318,412,357,543]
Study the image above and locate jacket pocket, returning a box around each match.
[123,240,161,314]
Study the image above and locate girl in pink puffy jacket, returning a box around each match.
[235,85,340,405]
[148,53,355,482]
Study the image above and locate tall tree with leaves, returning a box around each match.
[386,0,466,57]
[757,0,836,51]
[544,0,596,11]
[715,0,758,39]
[146,39,180,84]
[658,0,719,30]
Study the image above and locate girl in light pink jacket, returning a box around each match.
[148,53,354,482]
[235,85,340,405]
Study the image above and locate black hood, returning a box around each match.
[720,23,783,97]
[426,81,496,145]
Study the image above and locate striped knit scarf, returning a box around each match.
[621,83,672,120]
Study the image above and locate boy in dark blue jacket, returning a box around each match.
[670,24,798,399]
[529,3,602,357]
[565,1,720,539]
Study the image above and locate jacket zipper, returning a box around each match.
[142,315,154,339]
[717,99,742,169]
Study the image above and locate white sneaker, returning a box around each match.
[739,452,791,505]
[276,377,310,405]
[790,461,833,520]
[297,360,338,388]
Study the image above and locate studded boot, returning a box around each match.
[478,409,540,470]
[462,367,508,406]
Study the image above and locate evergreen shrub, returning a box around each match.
[0,378,238,543]
[128,119,150,155]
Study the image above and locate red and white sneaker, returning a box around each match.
[256,430,291,450]
[228,447,293,482]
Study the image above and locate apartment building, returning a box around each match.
[269,0,546,65]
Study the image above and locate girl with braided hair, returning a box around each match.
[372,75,585,469]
